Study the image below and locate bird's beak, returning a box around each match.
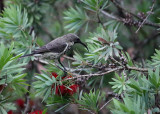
[79,41,89,51]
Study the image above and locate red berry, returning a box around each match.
[67,84,79,95]
[55,85,66,96]
[16,99,24,109]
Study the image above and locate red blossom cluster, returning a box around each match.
[8,72,78,114]
[51,72,79,96]
[51,72,58,78]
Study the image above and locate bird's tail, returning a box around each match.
[20,53,34,58]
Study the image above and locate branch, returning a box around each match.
[100,9,160,28]
[110,0,139,18]
[34,56,149,81]
[100,10,140,26]
[35,56,149,81]
[99,98,114,111]
[127,66,148,72]
[63,55,76,61]
[67,67,124,80]
[24,87,30,114]
[100,10,121,22]
[66,65,150,81]
[24,98,30,113]
[109,56,124,67]
[136,0,156,33]
[110,0,160,28]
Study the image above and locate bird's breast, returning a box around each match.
[68,42,74,46]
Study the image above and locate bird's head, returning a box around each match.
[66,33,88,51]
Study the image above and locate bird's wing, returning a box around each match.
[32,37,67,54]
[46,41,67,53]
[32,45,50,54]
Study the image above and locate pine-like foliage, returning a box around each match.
[1,0,160,114]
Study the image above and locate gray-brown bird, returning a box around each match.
[20,33,88,71]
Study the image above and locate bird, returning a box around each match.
[20,33,88,71]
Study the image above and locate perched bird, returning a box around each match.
[20,33,88,71]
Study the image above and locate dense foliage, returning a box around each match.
[0,0,160,114]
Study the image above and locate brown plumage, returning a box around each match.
[21,33,87,57]
[20,33,88,71]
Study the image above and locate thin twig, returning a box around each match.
[109,56,124,67]
[99,98,114,111]
[127,66,148,72]
[136,0,156,33]
[24,61,34,114]
[63,55,76,61]
[110,0,139,18]
[67,67,123,80]
[66,65,150,80]
[100,9,160,28]
[24,86,31,114]
[34,55,150,82]
[23,96,30,113]
[100,10,121,22]
[35,57,149,80]
[110,0,160,28]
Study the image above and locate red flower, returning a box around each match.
[51,72,58,78]
[67,84,79,95]
[16,99,24,109]
[55,85,66,96]
[51,72,79,96]
[29,110,43,114]
[7,110,13,114]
